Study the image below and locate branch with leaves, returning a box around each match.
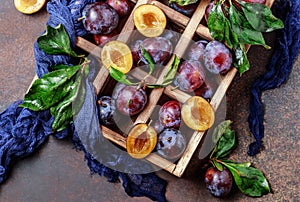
[20,24,89,132]
[208,0,283,74]
[208,120,271,197]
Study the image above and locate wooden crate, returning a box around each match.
[75,0,275,177]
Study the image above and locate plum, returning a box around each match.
[136,37,173,65]
[97,96,116,126]
[187,40,208,62]
[133,4,167,38]
[203,40,232,74]
[194,82,213,100]
[106,0,130,17]
[204,167,233,197]
[82,2,119,35]
[93,29,117,46]
[173,60,205,92]
[157,128,187,160]
[169,2,198,17]
[159,100,181,129]
[115,85,147,116]
[181,96,215,131]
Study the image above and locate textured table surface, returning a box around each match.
[0,1,299,201]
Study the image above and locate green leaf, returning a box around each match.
[212,159,224,171]
[141,46,155,76]
[146,55,180,88]
[109,67,138,86]
[211,120,236,159]
[37,24,78,57]
[50,73,86,132]
[49,64,72,71]
[222,159,251,167]
[233,44,250,74]
[208,3,226,42]
[212,120,233,144]
[168,0,198,6]
[163,55,180,84]
[146,84,166,89]
[214,128,235,158]
[223,161,271,197]
[229,24,240,49]
[240,1,284,32]
[224,18,233,49]
[20,65,81,111]
[229,5,270,49]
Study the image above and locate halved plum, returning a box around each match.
[101,40,133,74]
[126,123,157,159]
[133,4,167,37]
[181,96,215,131]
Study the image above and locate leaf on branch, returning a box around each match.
[147,55,181,88]
[37,24,78,57]
[20,65,81,111]
[141,46,155,76]
[208,2,225,42]
[223,161,271,197]
[50,73,86,132]
[211,120,236,159]
[229,5,270,49]
[109,67,138,86]
[240,1,284,32]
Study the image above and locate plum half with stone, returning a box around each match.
[133,4,167,38]
[157,128,187,160]
[203,40,232,74]
[82,2,119,35]
[181,96,215,131]
[159,100,181,129]
[205,167,233,197]
[116,85,147,116]
[101,40,133,74]
[173,60,206,92]
[126,123,157,159]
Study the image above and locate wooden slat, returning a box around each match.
[173,131,205,177]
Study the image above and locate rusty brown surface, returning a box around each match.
[0,1,299,201]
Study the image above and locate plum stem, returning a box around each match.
[77,16,86,22]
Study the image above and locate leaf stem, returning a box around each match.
[214,158,244,176]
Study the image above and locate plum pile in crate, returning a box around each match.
[75,0,274,177]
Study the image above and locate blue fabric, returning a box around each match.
[0,100,69,182]
[247,0,300,156]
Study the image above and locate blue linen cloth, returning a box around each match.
[248,0,300,156]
